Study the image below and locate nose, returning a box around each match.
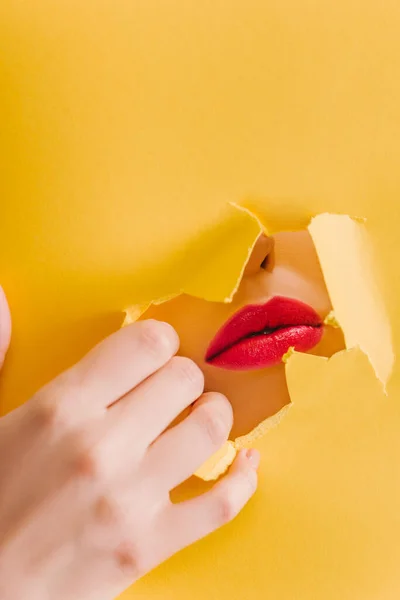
[243,233,274,277]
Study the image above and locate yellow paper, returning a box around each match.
[124,209,392,479]
[1,3,400,600]
[309,214,394,388]
[194,441,237,482]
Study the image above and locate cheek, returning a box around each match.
[142,299,229,367]
[175,318,223,368]
[265,266,333,316]
[272,231,332,312]
[200,364,290,438]
[311,325,346,358]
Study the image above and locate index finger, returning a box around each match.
[45,319,179,415]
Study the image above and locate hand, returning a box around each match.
[0,289,259,600]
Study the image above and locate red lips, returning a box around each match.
[205,296,323,370]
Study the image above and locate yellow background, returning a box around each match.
[1,2,400,599]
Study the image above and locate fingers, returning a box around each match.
[0,286,11,369]
[44,320,179,414]
[143,392,233,491]
[104,356,206,453]
[160,450,259,554]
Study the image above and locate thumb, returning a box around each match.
[0,286,11,369]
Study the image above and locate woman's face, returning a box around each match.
[144,230,345,438]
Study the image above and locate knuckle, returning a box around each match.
[212,469,258,527]
[32,373,85,431]
[114,542,149,580]
[94,495,121,526]
[29,396,61,431]
[197,403,230,446]
[242,467,258,496]
[171,356,204,391]
[214,493,239,525]
[138,320,178,358]
[72,442,102,480]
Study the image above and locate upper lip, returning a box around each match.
[205,295,322,362]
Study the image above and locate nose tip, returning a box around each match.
[243,233,274,276]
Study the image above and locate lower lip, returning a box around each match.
[207,324,323,370]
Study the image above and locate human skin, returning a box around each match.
[144,231,345,438]
[0,286,259,600]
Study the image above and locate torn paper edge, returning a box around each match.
[122,205,394,479]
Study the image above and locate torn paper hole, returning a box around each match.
[123,206,394,481]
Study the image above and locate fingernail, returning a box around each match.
[245,449,260,470]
